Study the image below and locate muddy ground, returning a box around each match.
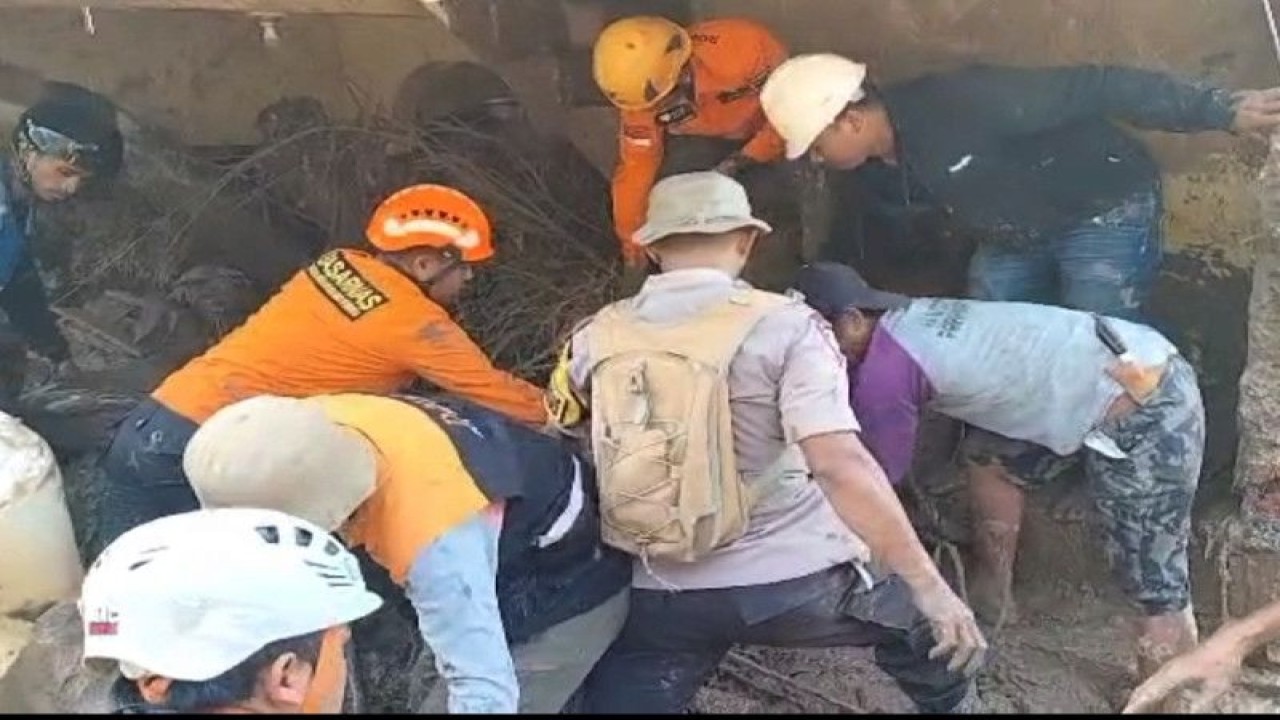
[693,491,1280,715]
[696,591,1280,714]
[696,575,1136,714]
[685,412,1280,714]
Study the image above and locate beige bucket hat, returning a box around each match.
[182,395,377,531]
[632,171,772,247]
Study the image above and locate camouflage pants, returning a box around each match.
[962,356,1204,616]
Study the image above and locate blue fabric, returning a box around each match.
[406,511,519,713]
[90,399,201,563]
[394,393,631,644]
[0,160,31,290]
[968,191,1162,321]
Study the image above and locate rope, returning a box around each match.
[1265,0,1280,74]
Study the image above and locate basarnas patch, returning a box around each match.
[306,250,389,320]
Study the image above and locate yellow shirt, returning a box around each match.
[316,394,492,583]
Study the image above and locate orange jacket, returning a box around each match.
[611,18,788,249]
[152,249,547,426]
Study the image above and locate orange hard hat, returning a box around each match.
[365,184,494,262]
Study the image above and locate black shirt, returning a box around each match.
[851,64,1237,248]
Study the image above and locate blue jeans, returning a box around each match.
[89,398,200,564]
[968,192,1162,321]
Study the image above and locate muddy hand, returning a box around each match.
[1122,635,1245,714]
[913,579,989,676]
[1231,88,1280,139]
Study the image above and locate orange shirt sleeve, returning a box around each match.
[383,302,548,426]
[611,111,665,253]
[739,122,786,163]
[729,20,788,164]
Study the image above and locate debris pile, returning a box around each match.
[229,96,624,380]
[16,91,621,457]
[386,120,622,379]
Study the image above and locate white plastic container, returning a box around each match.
[0,411,83,620]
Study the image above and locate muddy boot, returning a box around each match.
[1132,607,1200,713]
[966,461,1025,631]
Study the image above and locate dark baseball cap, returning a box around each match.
[790,261,911,321]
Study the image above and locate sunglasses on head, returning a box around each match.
[22,119,100,164]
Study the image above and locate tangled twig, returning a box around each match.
[48,113,622,382]
[721,649,878,713]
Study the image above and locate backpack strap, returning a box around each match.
[589,288,795,374]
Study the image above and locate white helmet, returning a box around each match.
[80,508,383,682]
[760,53,869,160]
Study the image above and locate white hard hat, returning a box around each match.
[80,508,382,682]
[183,395,377,532]
[633,171,772,246]
[760,53,869,160]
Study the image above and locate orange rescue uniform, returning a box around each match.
[152,249,546,426]
[611,18,788,249]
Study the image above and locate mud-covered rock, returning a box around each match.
[0,603,113,713]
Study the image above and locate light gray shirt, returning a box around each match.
[882,298,1177,456]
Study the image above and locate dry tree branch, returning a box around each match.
[56,110,623,382]
[721,649,876,714]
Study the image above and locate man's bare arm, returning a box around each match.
[800,430,987,675]
[1125,598,1280,713]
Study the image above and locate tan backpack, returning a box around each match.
[585,287,792,563]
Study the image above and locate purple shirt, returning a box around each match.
[849,324,934,486]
